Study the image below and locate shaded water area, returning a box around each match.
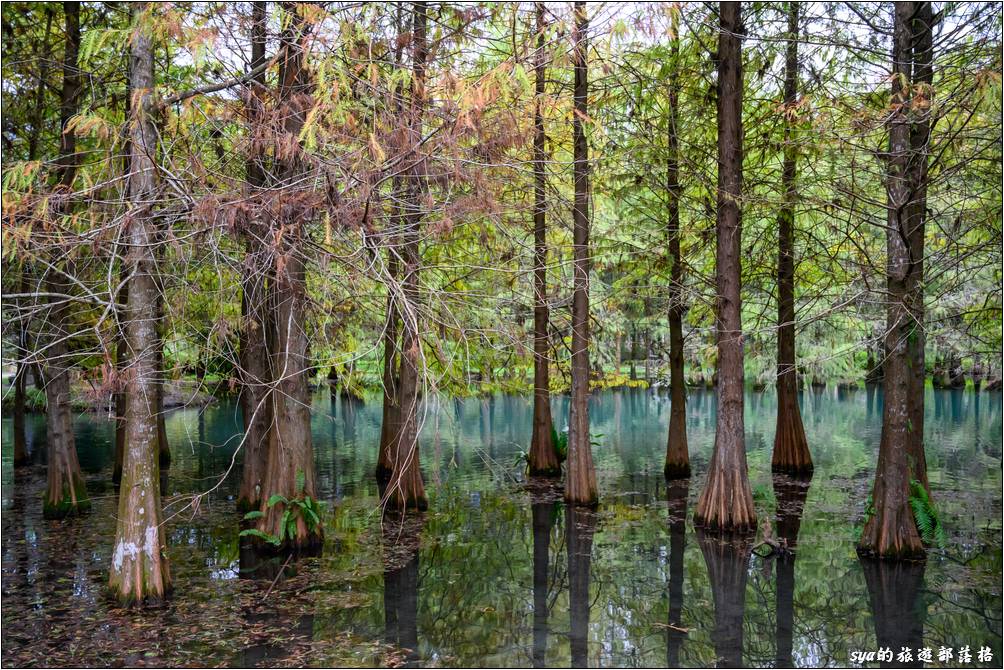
[2,386,1002,667]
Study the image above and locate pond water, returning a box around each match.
[2,386,1002,668]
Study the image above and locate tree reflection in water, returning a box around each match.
[666,478,689,667]
[772,473,811,667]
[860,557,926,669]
[567,503,598,668]
[383,512,425,668]
[528,481,562,668]
[697,528,754,668]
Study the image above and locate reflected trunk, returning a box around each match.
[382,514,424,667]
[666,478,689,666]
[860,558,926,668]
[772,474,811,668]
[697,529,752,668]
[567,504,597,667]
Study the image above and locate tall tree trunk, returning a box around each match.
[154,291,170,468]
[41,276,88,519]
[41,0,88,519]
[772,1,812,475]
[109,1,172,604]
[377,3,408,483]
[566,504,597,667]
[529,3,558,476]
[255,3,323,551]
[772,475,810,667]
[377,241,401,481]
[13,268,30,467]
[113,265,130,483]
[665,478,689,666]
[237,0,272,512]
[906,1,933,495]
[694,1,756,531]
[565,1,597,506]
[664,6,690,479]
[697,529,751,668]
[858,1,927,560]
[386,1,428,511]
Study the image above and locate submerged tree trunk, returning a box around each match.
[567,503,597,667]
[529,2,558,477]
[858,1,928,560]
[664,6,689,479]
[255,4,323,551]
[109,2,172,604]
[237,0,271,512]
[666,478,689,666]
[772,1,812,476]
[697,529,752,668]
[42,0,87,519]
[565,1,597,506]
[386,1,429,511]
[694,1,756,532]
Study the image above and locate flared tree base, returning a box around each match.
[695,469,756,533]
[111,586,174,609]
[386,492,429,512]
[43,496,91,519]
[235,496,261,515]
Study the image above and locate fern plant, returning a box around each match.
[550,423,568,463]
[240,470,324,546]
[909,479,947,549]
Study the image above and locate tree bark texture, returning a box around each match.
[13,268,31,467]
[566,1,597,505]
[42,0,88,519]
[109,2,172,605]
[665,6,690,479]
[237,0,272,512]
[255,2,323,551]
[528,2,558,477]
[695,2,756,532]
[386,1,429,511]
[858,1,929,560]
[772,1,812,475]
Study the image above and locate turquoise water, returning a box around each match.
[2,386,1001,667]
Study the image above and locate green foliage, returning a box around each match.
[239,470,325,546]
[909,480,947,549]
[550,422,568,463]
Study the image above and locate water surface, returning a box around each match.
[2,387,1001,667]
